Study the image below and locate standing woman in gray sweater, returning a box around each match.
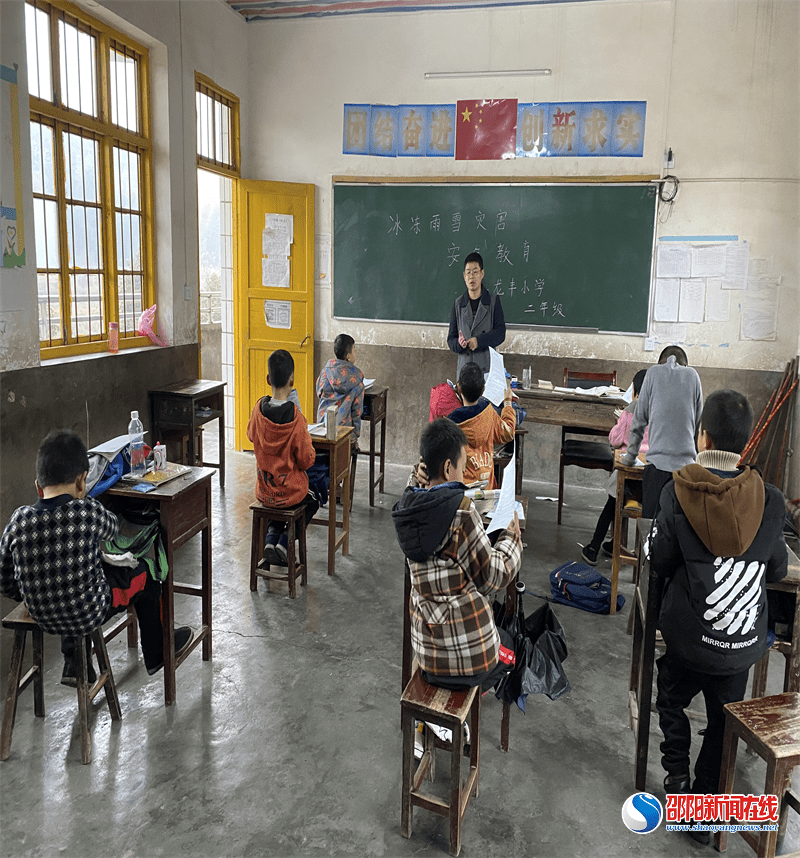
[619,346,703,518]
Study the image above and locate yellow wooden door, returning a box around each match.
[234,180,315,450]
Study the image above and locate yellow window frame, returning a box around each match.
[27,0,155,359]
[195,72,241,179]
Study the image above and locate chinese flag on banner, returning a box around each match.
[456,99,518,160]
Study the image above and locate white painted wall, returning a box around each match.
[243,0,799,374]
[0,0,247,370]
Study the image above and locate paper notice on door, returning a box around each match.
[264,300,291,329]
[262,257,290,288]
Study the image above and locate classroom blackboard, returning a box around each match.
[333,182,657,334]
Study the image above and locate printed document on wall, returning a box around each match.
[721,241,749,290]
[690,245,726,278]
[704,279,730,322]
[656,244,691,279]
[678,279,705,323]
[653,279,679,322]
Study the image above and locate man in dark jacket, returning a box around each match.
[650,389,788,813]
[447,252,506,376]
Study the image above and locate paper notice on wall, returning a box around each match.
[656,244,691,279]
[262,257,290,288]
[747,256,771,289]
[721,241,749,290]
[264,300,291,329]
[741,308,777,341]
[690,245,726,278]
[653,278,680,322]
[651,321,687,343]
[704,279,730,322]
[678,278,705,323]
[315,233,331,285]
[484,347,508,407]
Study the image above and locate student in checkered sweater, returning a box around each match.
[392,419,522,691]
[0,431,192,685]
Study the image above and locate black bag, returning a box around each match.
[493,584,571,712]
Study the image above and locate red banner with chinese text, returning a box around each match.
[455,99,518,160]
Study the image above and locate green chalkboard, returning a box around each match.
[333,182,657,333]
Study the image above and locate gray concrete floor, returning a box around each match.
[1,439,797,858]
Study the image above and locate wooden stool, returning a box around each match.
[716,692,800,857]
[1,604,122,764]
[400,668,481,857]
[249,502,308,599]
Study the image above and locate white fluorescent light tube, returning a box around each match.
[425,69,552,79]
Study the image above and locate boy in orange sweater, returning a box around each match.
[448,362,515,489]
[247,350,319,565]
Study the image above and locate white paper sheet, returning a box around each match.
[748,278,781,308]
[308,422,326,436]
[690,245,726,278]
[264,300,291,329]
[363,378,375,389]
[651,321,687,343]
[653,278,680,322]
[262,258,290,288]
[483,348,508,407]
[265,213,293,244]
[89,433,140,459]
[704,278,730,322]
[315,233,331,284]
[262,231,290,258]
[487,444,517,535]
[656,244,691,279]
[721,241,749,290]
[741,308,777,341]
[678,278,705,323]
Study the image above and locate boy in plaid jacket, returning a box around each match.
[392,419,521,690]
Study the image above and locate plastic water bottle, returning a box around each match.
[128,410,146,478]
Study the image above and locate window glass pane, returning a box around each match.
[25,4,52,102]
[59,18,97,116]
[30,122,56,196]
[66,204,102,269]
[115,212,141,272]
[110,48,139,132]
[113,147,140,210]
[33,198,60,269]
[63,131,99,203]
[197,91,212,159]
[38,273,62,342]
[219,103,231,164]
[118,274,143,334]
[70,272,104,338]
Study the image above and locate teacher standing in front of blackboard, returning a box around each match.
[447,252,506,375]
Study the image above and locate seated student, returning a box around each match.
[448,362,516,489]
[248,349,319,566]
[392,419,522,691]
[619,346,703,519]
[0,431,193,685]
[650,389,787,841]
[581,369,649,565]
[316,334,365,448]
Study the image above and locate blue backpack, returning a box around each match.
[549,561,625,614]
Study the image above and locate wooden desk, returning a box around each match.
[610,454,645,616]
[102,467,214,706]
[359,385,388,507]
[629,522,800,790]
[515,387,624,433]
[150,380,226,487]
[310,426,354,576]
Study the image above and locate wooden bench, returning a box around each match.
[400,668,481,857]
[716,692,800,858]
[1,604,122,764]
[249,501,308,598]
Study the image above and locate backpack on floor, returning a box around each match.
[549,561,625,614]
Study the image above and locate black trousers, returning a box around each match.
[642,465,674,519]
[265,493,320,535]
[656,652,749,794]
[61,563,164,670]
[588,495,616,551]
[421,628,515,693]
